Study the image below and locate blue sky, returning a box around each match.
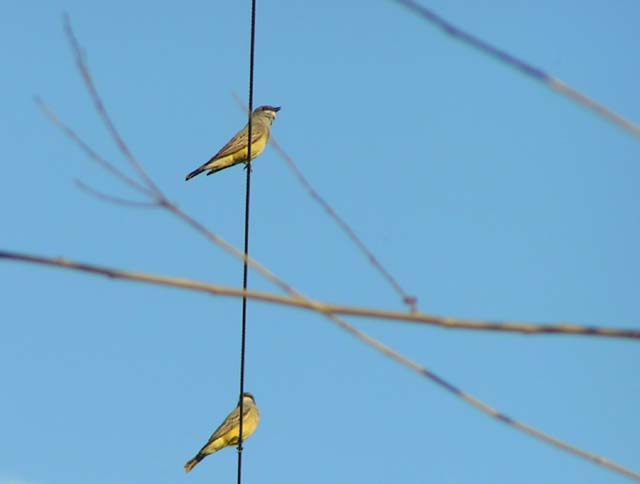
[2,1,639,483]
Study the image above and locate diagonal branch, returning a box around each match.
[271,136,419,311]
[62,14,165,198]
[393,0,640,139]
[36,97,151,197]
[75,180,159,208]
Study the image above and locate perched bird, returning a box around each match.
[184,392,261,473]
[185,105,281,180]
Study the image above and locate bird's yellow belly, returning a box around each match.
[217,137,268,169]
[212,408,260,451]
[247,135,268,160]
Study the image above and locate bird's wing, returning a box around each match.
[207,405,243,442]
[212,123,267,160]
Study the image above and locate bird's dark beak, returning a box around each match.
[273,106,281,112]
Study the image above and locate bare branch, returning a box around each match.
[3,248,639,481]
[3,249,638,339]
[272,137,419,311]
[36,97,151,196]
[62,14,165,198]
[393,0,640,139]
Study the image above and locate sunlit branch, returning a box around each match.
[393,0,640,139]
[4,250,638,340]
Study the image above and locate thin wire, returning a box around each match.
[237,0,257,482]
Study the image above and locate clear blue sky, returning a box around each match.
[2,1,639,483]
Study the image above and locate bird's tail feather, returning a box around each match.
[184,454,204,473]
[187,156,239,180]
[185,166,207,181]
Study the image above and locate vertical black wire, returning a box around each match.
[237,0,257,483]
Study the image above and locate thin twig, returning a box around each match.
[36,97,151,196]
[393,0,640,139]
[76,180,159,208]
[272,137,419,311]
[3,249,639,481]
[63,14,165,198]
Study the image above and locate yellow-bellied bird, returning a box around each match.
[184,392,261,473]
[185,106,281,180]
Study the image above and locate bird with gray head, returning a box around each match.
[185,105,281,180]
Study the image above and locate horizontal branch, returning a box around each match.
[3,249,638,340]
